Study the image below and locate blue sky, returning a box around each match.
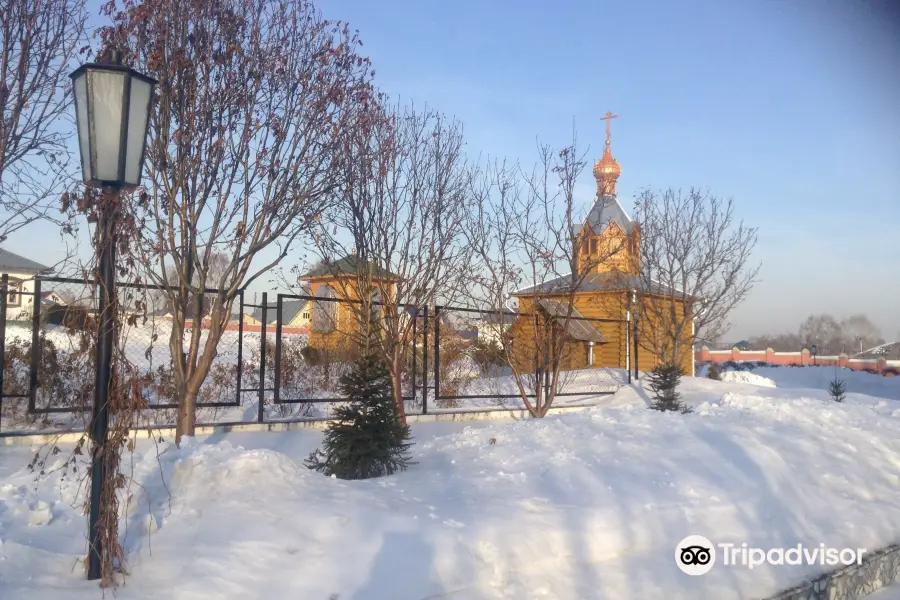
[7,0,899,341]
[312,0,900,341]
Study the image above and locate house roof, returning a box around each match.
[853,341,900,360]
[579,195,636,236]
[478,311,518,326]
[514,271,682,297]
[0,249,50,274]
[301,255,400,280]
[537,298,607,343]
[250,299,309,324]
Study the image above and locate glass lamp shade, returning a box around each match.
[70,52,156,189]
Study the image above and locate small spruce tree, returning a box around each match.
[706,362,722,381]
[305,309,413,479]
[647,362,691,413]
[828,376,846,403]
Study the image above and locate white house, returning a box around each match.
[0,249,51,321]
[475,312,517,346]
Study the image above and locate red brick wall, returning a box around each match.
[180,319,309,336]
[695,346,893,374]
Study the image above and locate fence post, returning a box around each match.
[88,198,117,581]
[626,333,632,384]
[633,317,639,382]
[625,314,632,385]
[236,289,243,406]
[258,292,267,424]
[273,295,283,406]
[422,306,428,415]
[411,310,417,406]
[433,305,441,404]
[0,274,7,432]
[28,278,41,413]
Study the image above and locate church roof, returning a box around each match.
[513,271,683,297]
[537,299,607,343]
[301,255,400,280]
[580,195,636,236]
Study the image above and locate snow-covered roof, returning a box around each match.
[853,341,900,360]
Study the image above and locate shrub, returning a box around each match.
[828,377,846,402]
[300,345,321,366]
[706,362,722,381]
[647,362,691,413]
[1,332,95,426]
[471,338,505,375]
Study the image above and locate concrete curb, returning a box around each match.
[0,404,596,446]
[763,544,900,600]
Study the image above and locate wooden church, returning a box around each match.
[508,113,694,376]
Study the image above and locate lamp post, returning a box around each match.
[811,344,818,367]
[71,49,155,581]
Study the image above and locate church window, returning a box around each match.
[590,239,598,254]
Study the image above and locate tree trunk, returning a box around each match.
[175,385,198,447]
[391,360,407,426]
[174,336,216,447]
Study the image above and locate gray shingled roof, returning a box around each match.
[302,255,400,280]
[0,249,50,273]
[515,271,683,296]
[537,299,607,343]
[579,196,636,235]
[250,299,309,324]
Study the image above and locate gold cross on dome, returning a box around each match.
[601,111,618,144]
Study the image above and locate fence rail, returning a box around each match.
[0,273,636,436]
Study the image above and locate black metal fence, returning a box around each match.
[0,274,638,436]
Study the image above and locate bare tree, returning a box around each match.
[839,314,884,354]
[749,313,883,355]
[308,102,471,423]
[632,187,759,366]
[101,0,376,445]
[798,314,843,355]
[465,136,627,417]
[748,331,803,352]
[0,0,86,245]
[147,250,229,316]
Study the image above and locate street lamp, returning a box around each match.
[71,50,155,189]
[811,344,818,366]
[71,49,155,582]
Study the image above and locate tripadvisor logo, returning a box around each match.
[675,535,716,576]
[675,535,867,575]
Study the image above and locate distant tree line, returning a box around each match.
[749,313,885,355]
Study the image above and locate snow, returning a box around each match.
[2,371,900,599]
[870,582,900,599]
[753,365,900,401]
[718,370,777,387]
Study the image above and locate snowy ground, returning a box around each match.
[870,582,900,599]
[2,372,900,599]
[702,363,900,401]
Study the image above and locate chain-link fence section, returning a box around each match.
[0,275,246,433]
[430,305,630,411]
[1,274,633,434]
[270,293,421,420]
